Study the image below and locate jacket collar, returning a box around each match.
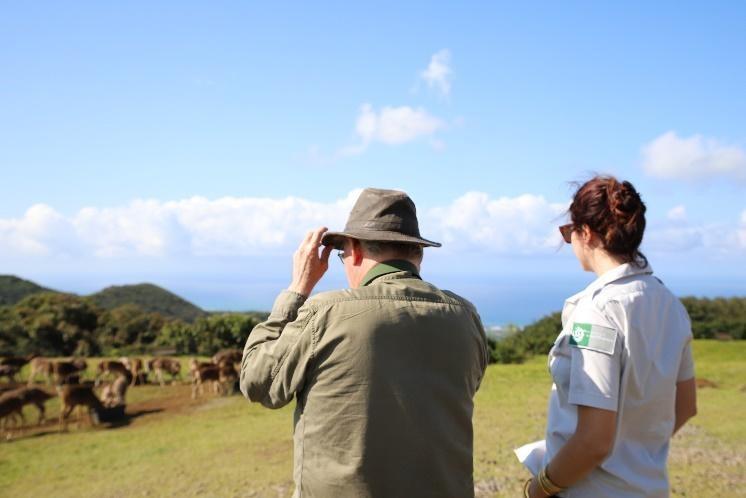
[361,259,421,287]
[565,262,654,304]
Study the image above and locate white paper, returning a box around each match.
[514,439,546,476]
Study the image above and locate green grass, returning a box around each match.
[1,341,744,497]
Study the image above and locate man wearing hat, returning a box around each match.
[240,188,490,498]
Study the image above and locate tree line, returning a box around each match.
[0,292,266,357]
[488,296,746,364]
[0,292,743,361]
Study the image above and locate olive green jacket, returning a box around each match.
[240,265,490,498]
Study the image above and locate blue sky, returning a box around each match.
[1,2,745,325]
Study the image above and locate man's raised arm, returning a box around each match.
[239,227,332,408]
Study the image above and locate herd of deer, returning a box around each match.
[0,349,243,440]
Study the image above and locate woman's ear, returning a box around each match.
[582,225,602,248]
[581,225,594,245]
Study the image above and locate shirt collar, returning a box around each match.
[361,259,421,287]
[566,262,654,304]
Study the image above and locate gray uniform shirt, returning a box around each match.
[544,263,695,498]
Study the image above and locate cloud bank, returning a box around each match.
[428,193,567,253]
[2,193,744,261]
[642,131,746,182]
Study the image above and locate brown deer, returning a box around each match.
[218,361,239,395]
[100,370,133,408]
[0,392,25,439]
[120,357,144,386]
[94,360,129,386]
[57,384,104,431]
[212,349,242,366]
[190,360,221,399]
[0,354,35,370]
[4,387,56,426]
[52,359,88,385]
[148,357,182,387]
[27,357,53,385]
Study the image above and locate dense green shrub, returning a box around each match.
[486,297,746,364]
[9,292,100,356]
[680,297,746,340]
[487,313,562,364]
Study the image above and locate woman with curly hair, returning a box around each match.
[525,176,698,498]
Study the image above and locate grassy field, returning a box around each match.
[1,341,744,497]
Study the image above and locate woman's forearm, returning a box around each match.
[673,378,697,435]
[529,406,616,497]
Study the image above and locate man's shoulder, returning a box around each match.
[305,288,357,307]
[305,281,478,314]
[440,288,478,312]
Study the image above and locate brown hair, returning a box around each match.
[569,175,648,267]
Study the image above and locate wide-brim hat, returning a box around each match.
[321,188,441,248]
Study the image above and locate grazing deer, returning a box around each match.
[212,349,242,367]
[57,384,104,431]
[100,370,133,408]
[95,360,129,386]
[0,354,35,370]
[190,360,221,399]
[52,359,88,385]
[120,357,144,386]
[27,357,53,386]
[4,387,55,426]
[218,362,239,395]
[148,357,182,387]
[0,392,25,439]
[189,358,213,377]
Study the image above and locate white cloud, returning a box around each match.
[420,49,452,96]
[0,204,76,256]
[427,192,567,254]
[0,192,361,259]
[642,131,746,182]
[667,205,687,222]
[644,226,706,252]
[338,104,445,157]
[355,104,444,145]
[645,210,746,253]
[2,192,743,261]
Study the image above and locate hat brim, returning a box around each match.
[321,230,441,248]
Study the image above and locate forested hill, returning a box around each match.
[0,275,54,306]
[88,283,205,323]
[0,276,205,323]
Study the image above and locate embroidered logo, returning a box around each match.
[570,323,591,346]
[569,322,617,355]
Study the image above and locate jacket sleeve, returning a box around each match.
[240,290,317,409]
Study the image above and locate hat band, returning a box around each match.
[345,220,420,234]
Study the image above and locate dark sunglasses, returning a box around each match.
[559,223,574,244]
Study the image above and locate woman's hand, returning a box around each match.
[528,477,550,498]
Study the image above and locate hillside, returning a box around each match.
[0,275,55,306]
[88,283,206,323]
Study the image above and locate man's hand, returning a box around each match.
[288,227,334,297]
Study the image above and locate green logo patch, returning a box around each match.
[570,323,591,347]
[569,322,617,355]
